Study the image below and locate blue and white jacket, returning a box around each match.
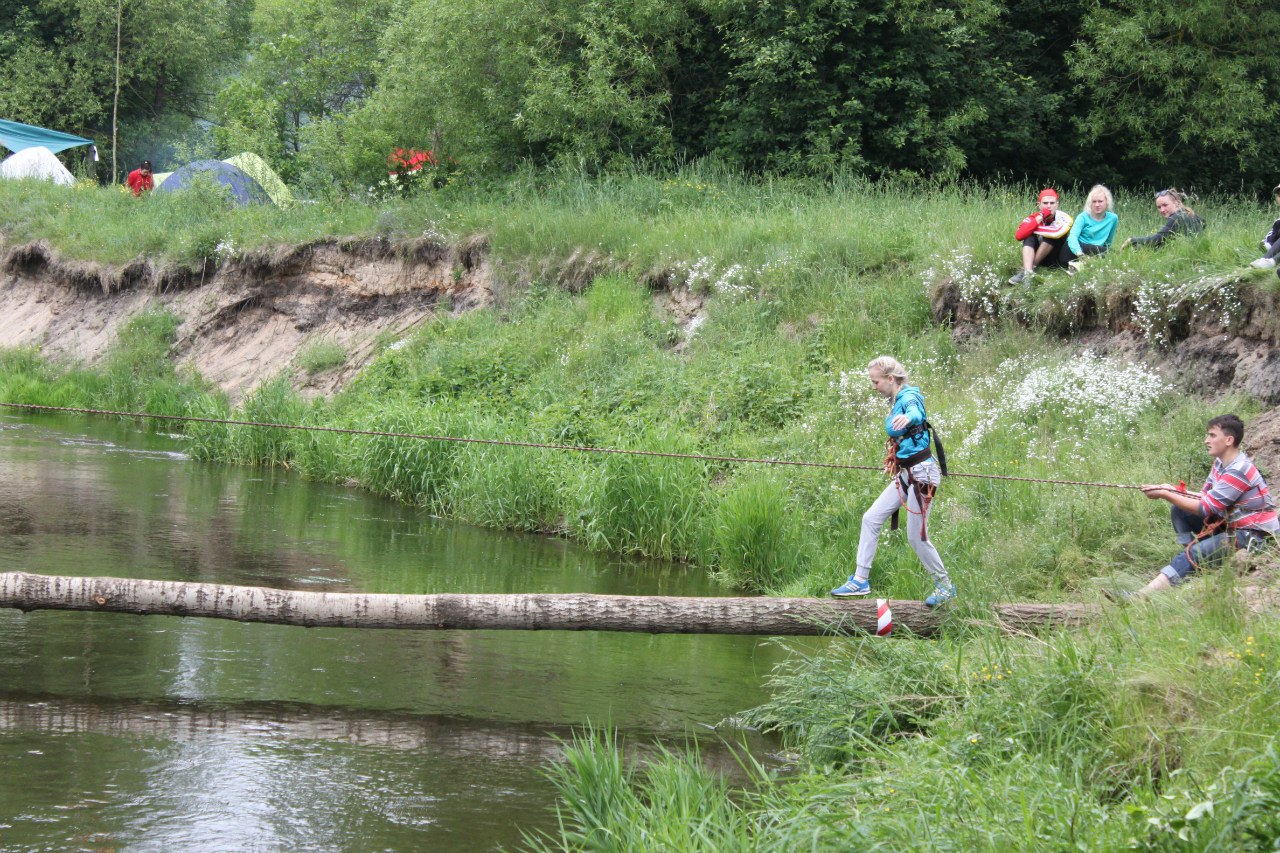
[887,385,930,460]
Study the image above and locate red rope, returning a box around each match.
[0,401,1157,492]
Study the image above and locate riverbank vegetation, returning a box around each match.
[2,173,1276,602]
[8,0,1280,845]
[527,597,1280,851]
[3,171,1279,849]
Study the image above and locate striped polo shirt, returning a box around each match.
[1199,452,1279,532]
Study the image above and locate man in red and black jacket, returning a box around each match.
[126,160,154,196]
[1008,188,1073,284]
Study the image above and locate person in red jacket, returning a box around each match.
[1009,188,1073,284]
[126,160,154,196]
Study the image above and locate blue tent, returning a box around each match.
[0,119,95,155]
[156,159,271,206]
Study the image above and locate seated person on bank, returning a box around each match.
[1135,414,1278,596]
[1251,184,1280,269]
[1009,188,1073,284]
[1121,188,1203,248]
[1062,184,1118,274]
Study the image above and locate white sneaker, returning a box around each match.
[1250,257,1276,269]
[1066,260,1083,276]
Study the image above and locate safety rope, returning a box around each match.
[0,401,1155,492]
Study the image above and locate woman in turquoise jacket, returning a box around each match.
[831,356,956,607]
[1061,184,1118,273]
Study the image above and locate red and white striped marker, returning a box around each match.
[875,598,893,636]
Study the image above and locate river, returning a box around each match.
[0,413,795,852]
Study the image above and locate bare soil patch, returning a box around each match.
[0,237,493,400]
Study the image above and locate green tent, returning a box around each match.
[0,118,94,155]
[223,153,293,206]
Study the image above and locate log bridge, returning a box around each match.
[0,572,1099,637]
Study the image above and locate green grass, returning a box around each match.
[295,339,349,374]
[526,588,1280,852]
[2,174,1273,600]
[4,168,1280,851]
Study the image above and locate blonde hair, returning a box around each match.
[1086,184,1114,211]
[867,355,907,384]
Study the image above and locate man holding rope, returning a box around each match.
[1136,414,1278,596]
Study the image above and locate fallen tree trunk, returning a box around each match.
[0,572,1099,637]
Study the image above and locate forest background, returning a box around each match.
[2,0,1279,193]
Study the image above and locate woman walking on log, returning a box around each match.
[831,356,957,607]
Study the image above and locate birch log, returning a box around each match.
[0,572,1099,637]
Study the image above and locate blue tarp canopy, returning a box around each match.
[156,159,271,206]
[0,119,94,155]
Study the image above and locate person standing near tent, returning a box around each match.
[127,160,154,196]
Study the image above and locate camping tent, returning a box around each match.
[224,153,293,206]
[0,146,76,185]
[0,119,94,155]
[156,159,271,206]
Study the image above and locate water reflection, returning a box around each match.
[0,414,801,851]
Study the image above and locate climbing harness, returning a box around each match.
[1175,480,1279,572]
[886,420,947,541]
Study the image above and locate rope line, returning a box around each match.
[0,401,1148,491]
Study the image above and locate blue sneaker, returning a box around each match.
[831,576,871,597]
[925,583,957,608]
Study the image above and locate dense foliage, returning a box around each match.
[4,0,1278,190]
[0,0,251,170]
[3,171,1276,600]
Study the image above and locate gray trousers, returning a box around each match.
[855,458,950,587]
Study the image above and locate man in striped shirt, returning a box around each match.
[1137,414,1278,595]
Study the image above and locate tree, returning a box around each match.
[1068,0,1280,188]
[212,0,392,180]
[702,0,1055,178]
[0,0,250,171]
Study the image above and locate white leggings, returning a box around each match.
[854,458,950,587]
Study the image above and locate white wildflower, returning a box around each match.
[961,351,1169,453]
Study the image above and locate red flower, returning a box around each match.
[388,148,437,173]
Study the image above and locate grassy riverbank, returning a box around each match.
[4,172,1275,600]
[3,170,1279,850]
[527,595,1280,851]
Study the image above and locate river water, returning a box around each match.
[0,414,795,852]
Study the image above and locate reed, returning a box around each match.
[529,587,1280,851]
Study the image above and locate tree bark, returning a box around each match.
[0,572,1100,637]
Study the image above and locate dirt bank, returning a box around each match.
[931,276,1280,474]
[0,236,492,400]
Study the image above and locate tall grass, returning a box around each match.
[529,584,1280,851]
[2,173,1271,598]
[5,168,1280,850]
[523,728,758,853]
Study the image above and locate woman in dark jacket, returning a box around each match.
[1123,188,1204,248]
